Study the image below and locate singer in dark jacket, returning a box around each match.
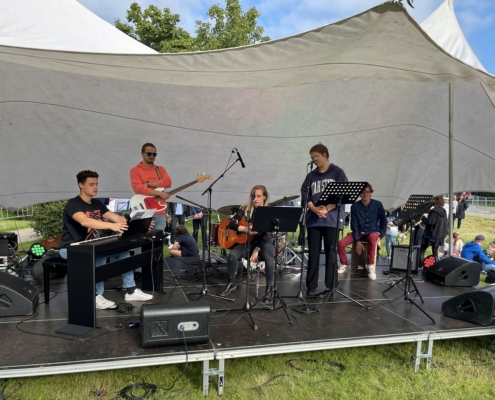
[419,196,449,264]
[301,143,348,297]
[218,185,275,304]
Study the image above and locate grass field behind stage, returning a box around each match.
[2,215,495,399]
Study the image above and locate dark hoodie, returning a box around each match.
[421,206,448,244]
[301,164,348,229]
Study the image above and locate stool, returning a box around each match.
[350,241,377,277]
[41,256,67,304]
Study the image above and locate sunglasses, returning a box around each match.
[146,152,157,157]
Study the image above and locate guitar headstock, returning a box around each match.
[196,173,212,183]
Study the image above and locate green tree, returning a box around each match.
[115,1,270,53]
[195,0,270,51]
[114,2,195,53]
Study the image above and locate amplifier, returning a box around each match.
[390,244,419,273]
[140,301,210,347]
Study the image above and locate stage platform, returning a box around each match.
[1,253,494,396]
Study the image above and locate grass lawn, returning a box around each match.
[2,214,495,399]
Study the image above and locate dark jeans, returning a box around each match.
[307,226,339,291]
[226,241,275,287]
[192,216,208,250]
[170,214,186,243]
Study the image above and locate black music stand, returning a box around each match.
[368,195,435,323]
[314,181,368,311]
[252,206,302,322]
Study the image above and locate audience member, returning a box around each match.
[455,194,468,229]
[461,235,495,272]
[170,225,199,257]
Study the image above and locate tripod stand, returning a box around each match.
[252,206,302,323]
[368,195,435,323]
[313,181,368,311]
[177,195,234,302]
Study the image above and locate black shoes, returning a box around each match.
[306,288,317,297]
[219,281,238,296]
[261,286,274,305]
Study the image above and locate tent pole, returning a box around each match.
[449,82,454,254]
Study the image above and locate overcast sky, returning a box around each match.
[77,0,494,74]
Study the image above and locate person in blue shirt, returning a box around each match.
[461,235,495,272]
[337,183,387,280]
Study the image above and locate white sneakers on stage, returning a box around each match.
[95,295,115,310]
[338,265,347,274]
[366,264,376,280]
[125,288,154,301]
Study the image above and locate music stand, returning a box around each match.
[368,195,435,323]
[314,181,368,311]
[252,206,302,322]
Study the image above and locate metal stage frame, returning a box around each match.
[1,256,494,397]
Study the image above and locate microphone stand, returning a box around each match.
[288,161,315,314]
[177,196,232,302]
[176,152,242,303]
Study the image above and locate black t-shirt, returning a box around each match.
[59,196,109,249]
[176,234,199,257]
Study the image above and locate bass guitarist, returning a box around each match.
[130,143,172,230]
[219,185,275,304]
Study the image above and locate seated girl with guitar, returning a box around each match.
[219,185,275,304]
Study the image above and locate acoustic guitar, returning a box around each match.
[130,173,212,213]
[217,218,255,249]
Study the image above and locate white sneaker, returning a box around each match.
[95,295,115,310]
[357,265,364,270]
[366,264,376,280]
[338,265,347,274]
[125,288,154,301]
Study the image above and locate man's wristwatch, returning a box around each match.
[254,247,261,253]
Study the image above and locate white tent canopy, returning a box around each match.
[420,0,487,73]
[0,0,156,53]
[0,2,494,211]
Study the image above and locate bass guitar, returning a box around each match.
[217,218,255,249]
[130,173,212,212]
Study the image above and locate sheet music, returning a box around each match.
[130,209,155,220]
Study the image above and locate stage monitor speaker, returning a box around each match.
[442,286,495,326]
[425,257,480,287]
[140,301,210,347]
[390,244,419,273]
[0,273,39,316]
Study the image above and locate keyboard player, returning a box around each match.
[58,170,153,309]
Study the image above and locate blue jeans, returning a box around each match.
[385,235,397,257]
[480,261,495,272]
[59,248,135,296]
[152,214,167,231]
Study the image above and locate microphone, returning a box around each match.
[307,156,318,165]
[235,148,246,168]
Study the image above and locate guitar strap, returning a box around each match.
[155,167,162,181]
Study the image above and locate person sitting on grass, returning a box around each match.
[461,235,495,273]
[439,232,464,258]
[170,225,199,257]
